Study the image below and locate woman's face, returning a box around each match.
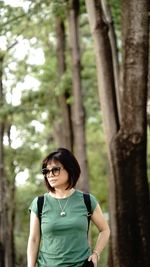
[46,160,69,190]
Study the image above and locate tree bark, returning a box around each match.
[7,124,16,267]
[101,0,121,121]
[56,17,73,151]
[0,56,15,267]
[0,54,6,267]
[68,0,89,191]
[85,0,150,266]
[85,1,119,265]
[114,1,150,266]
[147,3,150,124]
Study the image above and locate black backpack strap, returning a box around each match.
[37,195,44,226]
[83,193,92,233]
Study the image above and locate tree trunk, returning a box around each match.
[101,0,121,121]
[7,125,16,267]
[0,56,15,267]
[113,1,150,266]
[68,0,89,191]
[85,0,150,267]
[56,17,73,151]
[147,3,150,124]
[0,54,6,267]
[85,1,119,265]
[0,129,5,267]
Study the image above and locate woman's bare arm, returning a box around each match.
[27,211,41,267]
[88,204,110,266]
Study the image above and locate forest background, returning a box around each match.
[0,1,150,267]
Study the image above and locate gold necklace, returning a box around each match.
[57,198,69,217]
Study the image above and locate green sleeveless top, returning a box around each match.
[29,190,98,267]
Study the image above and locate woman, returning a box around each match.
[27,147,110,267]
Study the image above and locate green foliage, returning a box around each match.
[15,182,45,266]
[86,116,109,210]
[107,0,121,32]
[0,2,26,35]
[51,0,68,19]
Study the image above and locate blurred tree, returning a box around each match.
[55,16,73,150]
[147,3,150,125]
[68,0,89,191]
[0,53,6,267]
[0,46,17,267]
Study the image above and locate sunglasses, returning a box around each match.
[41,166,63,176]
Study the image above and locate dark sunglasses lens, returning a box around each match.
[42,167,61,176]
[52,167,60,176]
[42,168,49,175]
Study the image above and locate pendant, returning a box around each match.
[60,211,66,216]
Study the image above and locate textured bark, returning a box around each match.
[147,4,150,124]
[0,128,5,267]
[85,0,119,142]
[68,0,89,191]
[85,0,150,267]
[101,0,121,121]
[0,56,15,267]
[85,1,119,265]
[56,18,73,151]
[7,125,16,267]
[115,2,150,265]
[0,55,6,267]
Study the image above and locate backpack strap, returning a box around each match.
[37,193,92,232]
[83,193,92,233]
[37,195,44,226]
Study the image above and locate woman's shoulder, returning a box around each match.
[30,192,47,207]
[75,189,95,196]
[75,190,98,212]
[75,190,98,201]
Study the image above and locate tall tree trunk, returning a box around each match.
[68,0,89,191]
[85,1,119,265]
[101,0,121,121]
[114,1,150,266]
[7,125,16,267]
[0,54,6,267]
[55,17,73,151]
[85,0,150,267]
[9,182,16,267]
[0,56,15,267]
[147,3,150,124]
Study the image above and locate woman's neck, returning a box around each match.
[49,188,75,199]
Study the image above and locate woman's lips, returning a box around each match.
[49,179,57,183]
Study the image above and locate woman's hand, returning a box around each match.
[88,252,99,267]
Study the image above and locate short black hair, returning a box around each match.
[42,148,81,192]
